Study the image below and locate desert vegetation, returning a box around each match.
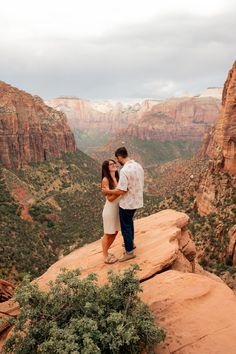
[3,266,165,354]
[0,151,104,281]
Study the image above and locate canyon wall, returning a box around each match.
[124,96,221,141]
[47,95,221,142]
[0,81,77,169]
[46,97,144,132]
[196,61,236,215]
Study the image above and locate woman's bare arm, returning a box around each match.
[101,178,119,201]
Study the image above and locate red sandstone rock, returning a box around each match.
[0,280,15,303]
[0,81,77,169]
[216,61,236,175]
[142,270,236,354]
[0,209,191,344]
[47,96,220,142]
[125,96,221,141]
[1,210,235,354]
[35,209,190,288]
[46,97,142,133]
[197,61,236,214]
[203,61,236,175]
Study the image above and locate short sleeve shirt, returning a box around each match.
[117,160,144,209]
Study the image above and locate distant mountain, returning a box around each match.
[122,96,221,141]
[46,92,221,165]
[46,96,147,133]
[199,87,223,99]
[47,93,221,139]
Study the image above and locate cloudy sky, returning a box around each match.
[0,0,235,100]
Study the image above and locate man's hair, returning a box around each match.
[115,146,128,158]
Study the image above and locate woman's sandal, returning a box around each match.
[104,254,118,264]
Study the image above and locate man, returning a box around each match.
[102,147,144,262]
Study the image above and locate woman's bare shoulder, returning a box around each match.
[102,177,109,182]
[102,177,109,185]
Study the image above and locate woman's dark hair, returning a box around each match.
[115,146,128,158]
[101,159,119,189]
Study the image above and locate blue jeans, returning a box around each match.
[119,207,136,253]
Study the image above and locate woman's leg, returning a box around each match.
[102,232,118,258]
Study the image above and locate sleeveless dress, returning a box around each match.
[102,195,121,234]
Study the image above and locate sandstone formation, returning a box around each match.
[213,61,236,175]
[196,61,236,215]
[1,209,236,354]
[47,95,221,143]
[0,81,77,169]
[0,280,15,303]
[142,270,236,354]
[33,210,193,288]
[46,97,144,133]
[124,96,221,141]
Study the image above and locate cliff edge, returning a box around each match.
[1,209,236,353]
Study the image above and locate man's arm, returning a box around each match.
[102,187,126,196]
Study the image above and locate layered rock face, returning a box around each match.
[1,210,236,353]
[197,61,236,215]
[212,61,236,175]
[46,97,144,132]
[125,96,221,141]
[47,95,221,142]
[0,82,77,169]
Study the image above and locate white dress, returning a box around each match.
[102,196,121,234]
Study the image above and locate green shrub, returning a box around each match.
[3,265,165,354]
[29,204,53,223]
[47,220,55,228]
[225,256,233,266]
[200,257,208,267]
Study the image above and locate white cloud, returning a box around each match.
[0,0,235,99]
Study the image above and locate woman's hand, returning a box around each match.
[101,186,110,195]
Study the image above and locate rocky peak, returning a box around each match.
[200,87,223,99]
[46,97,144,132]
[0,81,77,169]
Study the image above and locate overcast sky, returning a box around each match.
[0,0,235,100]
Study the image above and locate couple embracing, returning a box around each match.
[101,147,144,264]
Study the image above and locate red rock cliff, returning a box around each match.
[213,61,236,175]
[196,61,236,215]
[46,97,142,133]
[125,96,221,141]
[1,210,236,354]
[0,81,77,169]
[47,96,221,141]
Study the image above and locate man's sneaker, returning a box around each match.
[119,252,136,262]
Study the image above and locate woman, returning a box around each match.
[101,159,121,264]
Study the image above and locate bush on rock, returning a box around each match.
[3,265,165,354]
